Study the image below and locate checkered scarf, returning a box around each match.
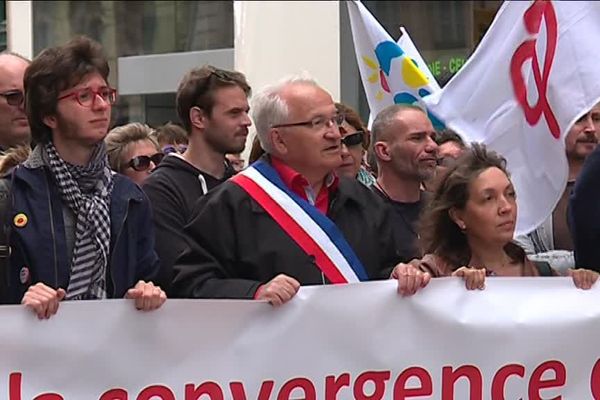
[44,141,114,300]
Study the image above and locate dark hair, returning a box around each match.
[371,104,425,144]
[335,103,369,150]
[153,122,188,146]
[436,129,466,148]
[419,143,520,267]
[176,65,251,134]
[24,36,109,144]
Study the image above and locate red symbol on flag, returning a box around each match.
[510,0,560,139]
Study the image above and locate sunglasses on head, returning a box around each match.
[0,90,24,106]
[162,144,188,155]
[341,131,364,148]
[127,153,164,172]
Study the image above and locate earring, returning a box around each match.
[458,223,466,230]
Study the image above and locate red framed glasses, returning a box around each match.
[58,86,117,108]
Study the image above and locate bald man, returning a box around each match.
[0,52,31,151]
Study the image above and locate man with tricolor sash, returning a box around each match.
[172,76,429,305]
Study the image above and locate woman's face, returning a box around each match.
[121,139,162,186]
[336,120,365,179]
[452,167,517,246]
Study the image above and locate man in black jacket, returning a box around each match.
[172,76,430,304]
[143,66,252,292]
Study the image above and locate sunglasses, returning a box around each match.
[341,131,364,147]
[193,67,241,109]
[162,144,188,155]
[0,90,24,106]
[436,156,458,168]
[127,153,164,172]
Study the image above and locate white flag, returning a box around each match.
[397,26,440,93]
[346,0,442,127]
[424,0,600,235]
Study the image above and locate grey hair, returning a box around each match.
[105,122,159,172]
[251,74,321,154]
[371,104,425,144]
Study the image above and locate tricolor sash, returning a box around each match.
[231,160,368,284]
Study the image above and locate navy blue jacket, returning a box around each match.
[569,145,600,272]
[2,164,160,303]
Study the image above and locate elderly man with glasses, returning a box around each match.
[0,52,31,152]
[0,36,166,318]
[171,76,430,305]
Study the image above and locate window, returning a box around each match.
[32,1,234,127]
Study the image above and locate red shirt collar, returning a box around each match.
[270,156,339,214]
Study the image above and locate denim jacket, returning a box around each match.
[1,148,159,303]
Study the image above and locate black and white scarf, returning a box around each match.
[44,142,114,300]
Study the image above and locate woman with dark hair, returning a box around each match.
[417,143,598,289]
[334,103,375,187]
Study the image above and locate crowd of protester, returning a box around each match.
[0,36,598,319]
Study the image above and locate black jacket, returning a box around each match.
[569,145,600,271]
[171,170,402,299]
[142,154,232,292]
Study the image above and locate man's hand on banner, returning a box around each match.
[255,274,300,306]
[21,282,66,320]
[566,268,599,290]
[452,267,486,290]
[390,262,431,297]
[126,281,167,311]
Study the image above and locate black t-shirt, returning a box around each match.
[372,186,427,263]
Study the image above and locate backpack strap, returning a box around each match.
[0,174,13,303]
[532,260,553,277]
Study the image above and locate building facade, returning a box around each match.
[4,1,501,142]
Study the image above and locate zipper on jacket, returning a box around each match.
[109,199,130,298]
[44,172,59,287]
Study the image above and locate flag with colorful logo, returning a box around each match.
[423,0,600,235]
[346,0,443,128]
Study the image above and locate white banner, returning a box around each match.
[2,279,600,399]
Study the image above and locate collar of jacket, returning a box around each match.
[17,148,145,206]
[247,154,368,215]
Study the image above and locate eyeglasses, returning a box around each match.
[272,113,345,130]
[127,153,164,172]
[341,131,364,148]
[0,90,24,106]
[57,86,117,108]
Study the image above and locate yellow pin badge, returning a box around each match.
[14,213,28,228]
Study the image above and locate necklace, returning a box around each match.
[475,252,526,277]
[374,179,420,239]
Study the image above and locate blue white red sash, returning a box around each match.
[231,160,368,284]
